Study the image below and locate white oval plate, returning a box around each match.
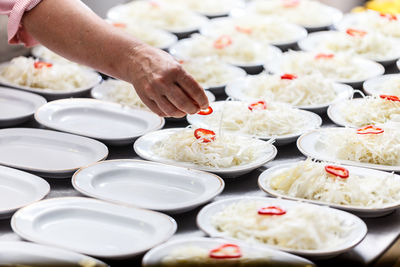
[0,128,108,178]
[0,241,108,267]
[258,161,400,217]
[297,128,400,172]
[11,197,177,259]
[187,101,322,146]
[200,17,308,49]
[265,53,385,88]
[363,74,400,96]
[142,237,316,267]
[134,128,277,178]
[91,80,216,105]
[73,159,224,214]
[169,38,282,74]
[298,31,400,66]
[0,166,49,218]
[35,98,165,145]
[0,87,47,127]
[107,5,209,39]
[0,62,102,100]
[225,77,354,114]
[196,196,367,259]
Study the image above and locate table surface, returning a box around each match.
[1,68,400,267]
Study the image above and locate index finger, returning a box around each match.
[176,70,209,109]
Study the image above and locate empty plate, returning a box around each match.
[35,98,165,145]
[0,241,107,267]
[73,159,224,214]
[0,128,108,178]
[0,87,46,127]
[11,197,177,259]
[0,165,49,218]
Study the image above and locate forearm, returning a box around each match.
[21,0,143,82]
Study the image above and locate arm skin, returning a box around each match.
[21,0,208,117]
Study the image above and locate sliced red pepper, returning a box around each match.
[178,60,184,64]
[280,73,298,80]
[197,106,213,115]
[209,244,242,259]
[315,53,335,60]
[34,61,53,69]
[282,0,300,8]
[194,128,216,143]
[357,125,384,135]
[380,13,397,21]
[346,28,367,37]
[248,100,267,111]
[325,165,349,179]
[380,95,400,102]
[258,206,286,216]
[149,1,160,8]
[112,22,127,28]
[214,35,233,49]
[235,26,252,34]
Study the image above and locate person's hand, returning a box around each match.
[128,44,209,118]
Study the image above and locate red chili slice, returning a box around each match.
[357,125,384,135]
[346,28,367,37]
[315,53,335,60]
[282,0,300,8]
[209,244,242,259]
[258,206,286,216]
[248,100,267,111]
[112,22,127,28]
[380,13,397,21]
[280,73,298,80]
[34,61,53,69]
[214,35,233,49]
[149,1,160,8]
[235,26,252,34]
[197,106,213,115]
[380,95,400,102]
[325,165,349,179]
[194,128,216,143]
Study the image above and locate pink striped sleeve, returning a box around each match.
[0,0,42,47]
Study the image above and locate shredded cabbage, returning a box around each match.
[240,73,337,106]
[181,58,244,88]
[161,246,269,265]
[152,128,271,168]
[0,57,93,91]
[99,79,147,109]
[339,11,400,39]
[339,96,400,127]
[158,0,243,15]
[380,76,400,96]
[321,127,400,166]
[311,31,400,61]
[276,51,371,81]
[247,0,339,27]
[174,34,278,65]
[203,16,304,45]
[211,201,354,250]
[32,46,75,65]
[201,101,311,136]
[269,159,400,208]
[109,0,207,32]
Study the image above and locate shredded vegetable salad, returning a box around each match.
[158,0,243,15]
[109,0,207,32]
[339,96,400,127]
[241,73,337,106]
[180,58,244,88]
[201,101,311,137]
[211,200,354,250]
[248,0,339,27]
[269,159,400,208]
[100,79,147,109]
[277,51,373,81]
[321,127,400,166]
[381,76,400,96]
[0,57,94,91]
[152,128,271,168]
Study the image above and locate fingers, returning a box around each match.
[175,68,209,109]
[139,95,168,117]
[165,84,200,115]
[156,95,186,118]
